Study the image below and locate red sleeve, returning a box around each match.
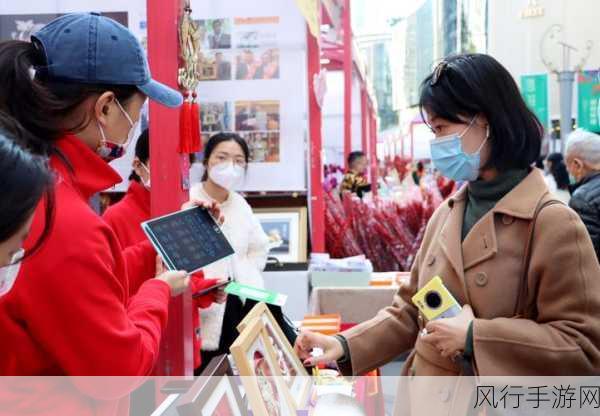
[190,272,218,309]
[123,240,157,296]
[20,220,170,377]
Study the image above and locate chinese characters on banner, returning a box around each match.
[578,70,600,133]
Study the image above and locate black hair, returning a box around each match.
[416,161,425,172]
[0,40,139,156]
[547,152,570,190]
[0,112,54,257]
[546,152,564,165]
[419,53,542,172]
[535,156,545,170]
[129,128,149,182]
[201,132,250,181]
[348,151,366,168]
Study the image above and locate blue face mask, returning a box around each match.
[429,117,488,182]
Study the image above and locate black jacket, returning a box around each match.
[569,172,600,261]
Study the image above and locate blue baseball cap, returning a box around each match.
[32,12,182,108]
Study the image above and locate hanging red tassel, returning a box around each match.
[179,92,192,153]
[190,92,201,152]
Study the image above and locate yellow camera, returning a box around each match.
[411,276,461,321]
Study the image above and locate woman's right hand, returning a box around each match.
[155,256,190,297]
[294,330,345,367]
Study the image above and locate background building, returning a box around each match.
[488,0,599,138]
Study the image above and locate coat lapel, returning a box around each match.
[438,170,549,303]
[462,213,498,270]
[439,187,467,282]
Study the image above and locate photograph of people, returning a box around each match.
[208,19,231,49]
[215,51,232,80]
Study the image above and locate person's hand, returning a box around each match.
[154,256,190,297]
[213,279,228,304]
[294,330,345,367]
[421,304,475,359]
[182,199,224,225]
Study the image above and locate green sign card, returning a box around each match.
[578,70,600,133]
[520,74,549,128]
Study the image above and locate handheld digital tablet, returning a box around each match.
[141,207,234,274]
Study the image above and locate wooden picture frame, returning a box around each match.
[237,303,311,409]
[253,207,308,263]
[176,355,247,416]
[230,317,297,416]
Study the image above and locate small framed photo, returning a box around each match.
[237,303,311,408]
[230,317,297,416]
[253,207,308,263]
[176,355,247,416]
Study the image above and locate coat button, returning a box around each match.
[427,255,436,266]
[475,272,488,287]
[439,387,451,402]
[502,215,514,225]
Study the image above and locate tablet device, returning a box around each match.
[141,206,234,274]
[192,278,231,299]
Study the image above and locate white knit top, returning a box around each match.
[190,182,269,350]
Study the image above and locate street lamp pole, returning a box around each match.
[556,41,577,154]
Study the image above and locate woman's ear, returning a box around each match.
[94,91,115,128]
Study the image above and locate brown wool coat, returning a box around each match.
[339,169,600,414]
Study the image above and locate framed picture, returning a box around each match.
[230,317,297,416]
[237,303,311,409]
[253,207,307,263]
[176,355,247,416]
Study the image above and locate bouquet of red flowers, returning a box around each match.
[324,183,443,271]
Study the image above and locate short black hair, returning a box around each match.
[0,112,54,255]
[419,53,542,172]
[202,132,250,181]
[129,128,149,182]
[348,151,366,168]
[546,152,564,165]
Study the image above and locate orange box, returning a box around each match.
[301,314,341,335]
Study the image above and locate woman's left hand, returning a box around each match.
[421,304,475,359]
[182,199,224,225]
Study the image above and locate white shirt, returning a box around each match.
[190,182,270,350]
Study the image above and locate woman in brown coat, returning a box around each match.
[295,54,600,413]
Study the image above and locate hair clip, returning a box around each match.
[431,61,448,86]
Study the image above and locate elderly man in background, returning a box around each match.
[566,128,600,261]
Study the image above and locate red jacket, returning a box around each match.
[0,135,169,414]
[102,178,216,369]
[103,181,150,249]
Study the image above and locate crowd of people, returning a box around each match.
[1,11,600,416]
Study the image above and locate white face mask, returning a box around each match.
[0,249,24,297]
[208,162,244,191]
[96,99,139,163]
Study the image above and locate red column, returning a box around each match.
[369,107,378,196]
[360,87,368,153]
[306,21,325,253]
[147,0,193,376]
[342,0,352,168]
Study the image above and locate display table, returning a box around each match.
[309,286,398,324]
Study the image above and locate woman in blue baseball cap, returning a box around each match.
[0,12,219,412]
